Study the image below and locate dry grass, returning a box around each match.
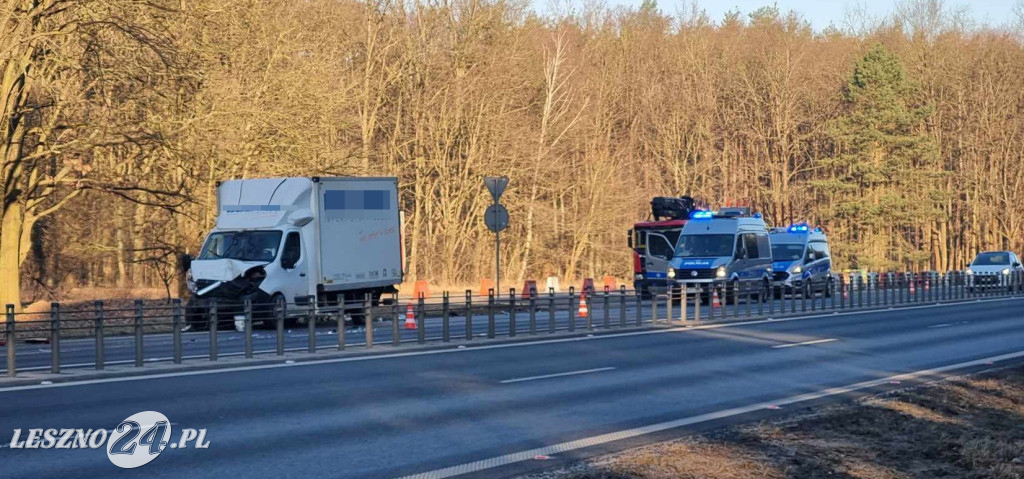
[532,366,1024,479]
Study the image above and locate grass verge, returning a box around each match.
[529,365,1024,479]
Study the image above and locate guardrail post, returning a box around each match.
[466,290,474,341]
[528,290,537,334]
[363,294,373,349]
[650,292,660,325]
[619,286,627,327]
[172,299,183,364]
[277,298,286,355]
[758,282,765,316]
[208,298,218,361]
[869,276,874,306]
[336,299,346,351]
[732,282,740,318]
[549,288,557,333]
[134,300,144,368]
[693,285,702,322]
[94,301,105,370]
[665,288,672,326]
[6,304,15,377]
[603,290,610,328]
[50,302,60,374]
[244,298,253,358]
[391,299,400,346]
[745,282,752,317]
[569,287,577,332]
[442,292,450,342]
[510,288,518,337]
[635,289,643,326]
[839,275,846,309]
[487,289,496,339]
[308,296,317,354]
[417,295,426,344]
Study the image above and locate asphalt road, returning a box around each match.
[1,296,1023,478]
[3,286,957,373]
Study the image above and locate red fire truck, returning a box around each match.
[628,196,701,299]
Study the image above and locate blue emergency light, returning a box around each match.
[787,223,810,233]
[690,210,713,220]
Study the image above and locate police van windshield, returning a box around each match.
[771,243,804,261]
[675,234,734,258]
[972,252,1010,266]
[199,231,283,262]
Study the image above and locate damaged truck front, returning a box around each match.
[181,177,404,328]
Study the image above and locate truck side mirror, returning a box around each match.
[627,230,633,249]
[177,253,192,273]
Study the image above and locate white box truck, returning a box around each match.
[181,177,403,326]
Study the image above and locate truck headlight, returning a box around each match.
[186,270,196,294]
[716,266,726,278]
[667,268,676,279]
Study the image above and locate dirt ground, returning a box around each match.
[529,366,1024,479]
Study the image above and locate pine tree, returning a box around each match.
[814,44,940,271]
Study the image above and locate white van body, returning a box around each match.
[185,177,403,321]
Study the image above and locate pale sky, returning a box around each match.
[539,0,1021,31]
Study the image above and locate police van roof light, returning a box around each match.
[787,222,810,233]
[690,210,713,220]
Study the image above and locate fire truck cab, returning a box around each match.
[629,196,699,299]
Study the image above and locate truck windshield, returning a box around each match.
[675,234,734,258]
[972,252,1010,266]
[771,243,804,261]
[198,231,283,262]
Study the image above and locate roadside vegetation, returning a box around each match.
[537,366,1024,479]
[2,1,1024,308]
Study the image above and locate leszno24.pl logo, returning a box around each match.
[8,411,208,469]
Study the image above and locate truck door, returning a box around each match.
[645,232,676,281]
[278,232,308,303]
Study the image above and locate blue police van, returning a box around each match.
[768,224,833,298]
[666,207,772,302]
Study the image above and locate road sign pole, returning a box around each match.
[496,225,500,294]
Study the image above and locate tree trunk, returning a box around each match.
[0,203,24,310]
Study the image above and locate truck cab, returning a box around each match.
[768,224,833,297]
[629,196,699,299]
[666,207,772,300]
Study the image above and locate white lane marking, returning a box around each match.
[398,349,1024,479]
[2,297,1022,392]
[500,367,615,384]
[772,338,838,349]
[929,323,952,328]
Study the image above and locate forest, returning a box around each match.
[2,0,1024,307]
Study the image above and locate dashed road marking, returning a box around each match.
[772,338,837,349]
[501,367,615,384]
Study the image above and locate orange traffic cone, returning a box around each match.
[578,293,589,318]
[404,304,417,329]
[712,289,722,308]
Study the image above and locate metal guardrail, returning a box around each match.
[1,271,1021,378]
